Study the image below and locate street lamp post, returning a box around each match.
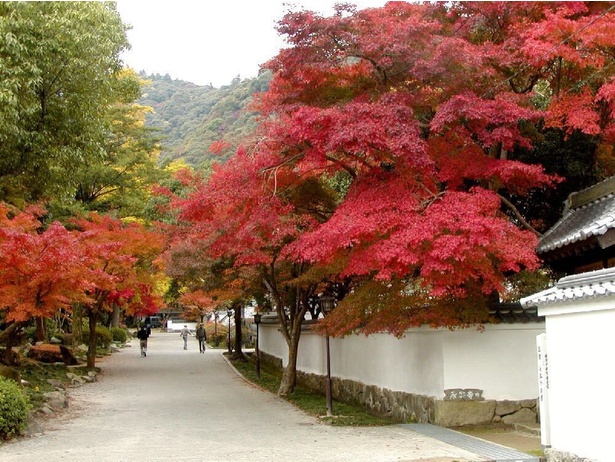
[214,312,218,345]
[253,312,262,379]
[319,295,336,417]
[227,309,233,354]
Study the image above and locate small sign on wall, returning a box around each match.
[443,388,484,401]
[536,333,551,448]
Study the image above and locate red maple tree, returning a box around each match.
[168,2,615,393]
[253,1,614,329]
[179,289,215,322]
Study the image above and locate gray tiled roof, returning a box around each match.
[537,177,615,254]
[520,266,615,307]
[489,303,543,323]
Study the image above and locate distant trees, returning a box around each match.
[138,72,271,167]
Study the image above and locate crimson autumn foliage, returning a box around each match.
[167,2,615,390]
[70,213,166,366]
[250,1,615,331]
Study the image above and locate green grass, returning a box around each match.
[229,355,396,427]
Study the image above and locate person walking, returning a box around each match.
[196,323,207,353]
[179,325,192,350]
[136,324,150,357]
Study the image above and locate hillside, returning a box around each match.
[137,71,271,167]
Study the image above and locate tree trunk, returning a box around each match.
[86,311,98,368]
[262,269,312,397]
[278,325,302,396]
[35,317,46,342]
[111,304,120,328]
[72,304,83,346]
[1,322,22,366]
[233,304,243,359]
[0,322,19,345]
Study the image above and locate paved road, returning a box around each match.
[0,333,484,462]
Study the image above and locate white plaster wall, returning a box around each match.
[259,321,543,401]
[166,320,197,332]
[260,323,289,365]
[539,300,615,462]
[306,330,446,397]
[442,324,544,400]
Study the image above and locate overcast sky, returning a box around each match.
[116,0,388,88]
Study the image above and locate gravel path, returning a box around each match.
[0,332,484,462]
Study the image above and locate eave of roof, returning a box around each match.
[520,266,615,308]
[488,303,543,323]
[537,176,615,254]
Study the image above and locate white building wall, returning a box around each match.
[260,323,289,365]
[442,325,542,400]
[324,330,445,397]
[259,321,543,401]
[166,320,197,332]
[539,298,615,462]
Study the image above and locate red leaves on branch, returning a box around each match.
[174,148,311,269]
[291,183,539,297]
[430,92,540,150]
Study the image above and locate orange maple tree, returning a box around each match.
[0,204,91,363]
[0,204,167,366]
[71,213,166,367]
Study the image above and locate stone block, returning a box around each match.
[501,407,536,425]
[43,390,67,409]
[495,399,521,416]
[519,398,537,409]
[435,400,496,426]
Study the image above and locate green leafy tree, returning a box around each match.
[0,2,129,205]
[67,70,164,219]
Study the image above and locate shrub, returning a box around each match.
[0,377,31,439]
[95,326,112,349]
[205,324,230,347]
[109,327,127,344]
[23,325,37,344]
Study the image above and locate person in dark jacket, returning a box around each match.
[137,324,150,357]
[196,323,207,353]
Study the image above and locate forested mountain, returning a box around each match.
[137,71,271,167]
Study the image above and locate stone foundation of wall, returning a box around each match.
[545,449,596,462]
[435,398,537,426]
[296,369,436,422]
[259,350,283,369]
[259,352,537,426]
